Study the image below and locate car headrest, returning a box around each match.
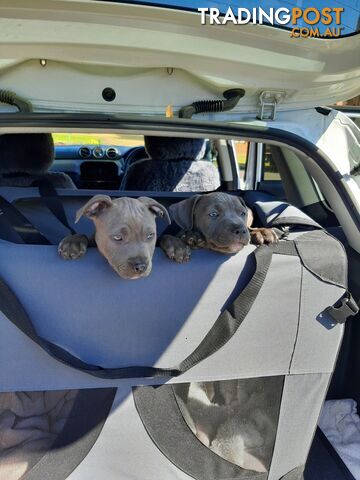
[144,136,206,162]
[0,133,54,175]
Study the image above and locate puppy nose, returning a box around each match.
[129,259,148,274]
[232,225,247,235]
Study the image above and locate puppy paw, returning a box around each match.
[250,228,278,246]
[58,234,89,260]
[159,235,191,263]
[179,230,206,249]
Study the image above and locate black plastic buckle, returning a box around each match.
[323,291,359,324]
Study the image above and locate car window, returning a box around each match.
[255,144,286,200]
[262,145,281,182]
[232,140,249,182]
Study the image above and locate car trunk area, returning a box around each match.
[0,115,358,480]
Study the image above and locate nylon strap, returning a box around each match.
[176,244,273,372]
[36,180,76,235]
[0,196,51,245]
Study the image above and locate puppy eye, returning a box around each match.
[113,235,123,241]
[241,212,246,217]
[209,211,219,218]
[147,232,155,240]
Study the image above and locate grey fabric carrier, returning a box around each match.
[0,188,355,480]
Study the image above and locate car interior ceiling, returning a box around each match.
[0,131,358,480]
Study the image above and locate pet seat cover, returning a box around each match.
[0,190,357,480]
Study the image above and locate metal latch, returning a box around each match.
[257,91,286,121]
[323,291,359,324]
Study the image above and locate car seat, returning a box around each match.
[120,136,220,191]
[0,133,76,188]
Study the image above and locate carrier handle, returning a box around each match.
[0,245,273,379]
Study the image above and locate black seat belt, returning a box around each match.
[0,196,51,245]
[35,179,76,235]
[0,180,75,245]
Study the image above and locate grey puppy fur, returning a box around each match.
[175,379,278,473]
[160,192,278,262]
[58,195,170,280]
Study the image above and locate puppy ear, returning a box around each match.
[138,197,171,225]
[75,195,113,223]
[169,195,201,230]
[236,196,253,228]
[237,196,247,209]
[246,208,254,228]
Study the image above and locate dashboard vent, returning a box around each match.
[79,147,91,159]
[106,147,119,159]
[93,147,105,159]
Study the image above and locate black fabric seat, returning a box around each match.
[120,137,220,192]
[0,134,76,189]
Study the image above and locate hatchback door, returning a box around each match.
[0,0,359,116]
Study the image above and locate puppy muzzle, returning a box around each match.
[208,227,250,253]
[111,258,152,280]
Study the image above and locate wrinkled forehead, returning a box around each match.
[199,193,247,213]
[102,198,154,228]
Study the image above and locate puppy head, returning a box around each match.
[76,195,170,279]
[170,192,252,254]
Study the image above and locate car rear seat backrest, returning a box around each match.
[120,136,221,192]
[0,188,318,248]
[0,133,76,189]
[0,188,197,244]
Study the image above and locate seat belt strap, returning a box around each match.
[0,196,51,245]
[36,180,76,235]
